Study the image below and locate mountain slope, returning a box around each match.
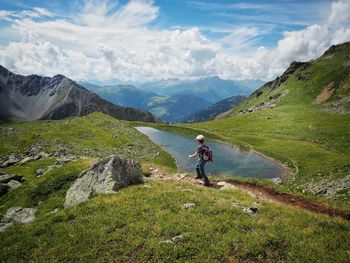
[189,42,350,198]
[226,42,350,116]
[141,76,262,103]
[79,83,211,123]
[183,95,246,123]
[0,66,157,123]
[147,94,211,123]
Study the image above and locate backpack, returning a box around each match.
[201,145,213,162]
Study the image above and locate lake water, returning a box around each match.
[136,127,284,179]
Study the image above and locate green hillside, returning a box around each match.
[186,42,350,204]
[0,113,349,262]
[1,43,350,262]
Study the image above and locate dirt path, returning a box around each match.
[147,167,350,221]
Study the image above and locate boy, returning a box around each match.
[188,135,211,186]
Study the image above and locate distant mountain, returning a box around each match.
[182,95,246,123]
[140,76,263,103]
[0,66,157,123]
[79,82,211,123]
[147,94,211,123]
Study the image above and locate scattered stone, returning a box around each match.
[2,155,19,167]
[35,167,45,176]
[55,156,77,165]
[172,234,183,242]
[175,185,182,189]
[0,173,25,184]
[18,156,33,165]
[217,181,226,187]
[159,240,174,245]
[270,178,283,184]
[65,155,143,207]
[144,184,152,189]
[217,181,237,191]
[0,222,13,232]
[304,175,350,198]
[182,203,196,209]
[0,183,10,196]
[243,206,259,214]
[7,180,22,190]
[2,207,37,224]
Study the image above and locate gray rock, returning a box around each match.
[159,240,174,245]
[33,151,50,160]
[35,167,45,176]
[172,234,184,242]
[18,156,33,165]
[7,180,22,190]
[0,222,13,233]
[0,174,24,184]
[2,207,37,224]
[0,183,10,196]
[2,155,19,167]
[182,203,196,209]
[270,177,283,184]
[243,206,259,214]
[65,155,143,207]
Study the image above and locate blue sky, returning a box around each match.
[0,0,349,82]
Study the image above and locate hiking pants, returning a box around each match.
[196,159,210,185]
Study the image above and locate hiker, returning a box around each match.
[188,134,212,186]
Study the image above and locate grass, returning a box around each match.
[0,112,349,262]
[1,179,349,262]
[0,112,176,170]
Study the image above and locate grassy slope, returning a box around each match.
[183,44,350,205]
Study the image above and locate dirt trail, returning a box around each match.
[147,167,350,221]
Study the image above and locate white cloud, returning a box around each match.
[0,0,349,82]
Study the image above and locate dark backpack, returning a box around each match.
[201,145,213,162]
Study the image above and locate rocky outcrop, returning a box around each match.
[65,155,143,207]
[0,65,157,123]
[0,207,37,232]
[0,173,25,196]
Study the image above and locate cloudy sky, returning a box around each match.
[0,0,349,83]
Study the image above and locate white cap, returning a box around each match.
[195,134,205,140]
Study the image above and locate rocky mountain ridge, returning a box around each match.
[0,66,157,123]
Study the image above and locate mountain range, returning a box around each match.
[0,66,157,123]
[182,95,246,123]
[140,76,263,103]
[79,77,262,123]
[79,82,212,123]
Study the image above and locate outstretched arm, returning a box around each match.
[188,151,198,158]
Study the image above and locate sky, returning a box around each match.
[0,0,349,83]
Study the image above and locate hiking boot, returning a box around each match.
[195,176,203,179]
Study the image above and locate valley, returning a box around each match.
[0,42,349,262]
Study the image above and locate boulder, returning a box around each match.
[18,156,33,165]
[7,180,22,190]
[0,173,25,184]
[33,151,50,160]
[2,155,19,167]
[35,167,45,176]
[182,203,196,209]
[65,155,143,207]
[243,206,259,214]
[0,222,13,232]
[2,207,37,224]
